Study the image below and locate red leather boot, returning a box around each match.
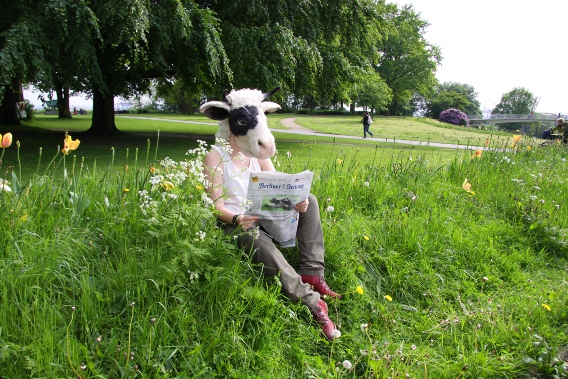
[301,275,342,299]
[312,299,339,340]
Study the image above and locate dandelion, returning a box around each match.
[542,304,551,311]
[61,133,80,155]
[123,188,129,193]
[342,360,353,370]
[331,329,342,338]
[360,323,369,332]
[462,178,475,195]
[1,132,12,148]
[411,344,417,350]
[364,181,370,187]
[384,295,393,301]
[337,159,343,164]
[356,286,364,294]
[363,235,370,241]
[325,206,334,213]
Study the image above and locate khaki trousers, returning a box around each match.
[221,194,325,311]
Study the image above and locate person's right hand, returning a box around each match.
[238,214,259,230]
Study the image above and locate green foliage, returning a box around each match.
[375,4,441,116]
[427,81,482,117]
[492,87,539,132]
[349,70,393,113]
[493,87,539,115]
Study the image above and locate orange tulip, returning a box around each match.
[475,149,482,158]
[1,133,12,148]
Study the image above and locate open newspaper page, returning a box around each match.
[245,170,313,247]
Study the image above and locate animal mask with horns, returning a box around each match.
[199,87,281,159]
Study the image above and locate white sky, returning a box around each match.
[24,1,567,114]
[389,0,567,114]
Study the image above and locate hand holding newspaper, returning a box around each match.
[245,170,314,247]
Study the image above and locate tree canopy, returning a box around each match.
[492,87,539,115]
[374,4,441,116]
[426,82,482,118]
[1,0,443,131]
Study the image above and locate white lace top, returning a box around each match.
[218,147,261,215]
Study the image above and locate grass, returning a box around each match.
[1,114,567,378]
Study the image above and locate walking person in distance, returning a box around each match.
[362,110,373,138]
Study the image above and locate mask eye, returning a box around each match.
[237,119,247,126]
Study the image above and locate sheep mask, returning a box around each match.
[199,87,281,160]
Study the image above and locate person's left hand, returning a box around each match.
[295,199,309,213]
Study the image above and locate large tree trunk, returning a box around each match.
[56,85,72,119]
[0,78,23,126]
[179,93,191,115]
[87,85,120,135]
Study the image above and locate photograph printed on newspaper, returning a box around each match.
[245,170,314,247]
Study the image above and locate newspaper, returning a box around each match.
[245,170,314,247]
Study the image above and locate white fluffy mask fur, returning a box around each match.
[199,88,281,159]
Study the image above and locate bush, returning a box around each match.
[439,108,468,126]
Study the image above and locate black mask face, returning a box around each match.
[228,106,259,137]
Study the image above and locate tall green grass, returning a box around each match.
[0,130,567,378]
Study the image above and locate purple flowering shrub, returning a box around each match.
[439,108,468,126]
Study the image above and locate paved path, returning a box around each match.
[121,115,488,151]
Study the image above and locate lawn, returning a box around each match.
[1,113,566,378]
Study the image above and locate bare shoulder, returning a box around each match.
[203,148,222,168]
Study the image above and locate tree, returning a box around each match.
[0,1,45,125]
[1,0,230,134]
[426,82,481,118]
[428,91,469,119]
[205,0,383,112]
[156,79,202,115]
[492,87,538,115]
[83,0,230,135]
[349,71,392,113]
[33,1,100,119]
[375,4,441,116]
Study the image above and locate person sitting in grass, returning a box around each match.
[200,89,342,340]
[550,118,568,143]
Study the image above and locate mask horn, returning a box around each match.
[263,87,281,100]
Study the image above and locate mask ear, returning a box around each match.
[199,101,231,120]
[261,102,281,114]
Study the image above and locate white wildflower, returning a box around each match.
[364,181,370,187]
[325,206,334,213]
[0,180,11,193]
[342,360,352,370]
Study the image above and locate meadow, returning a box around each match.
[0,114,567,378]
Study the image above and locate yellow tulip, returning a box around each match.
[1,132,12,148]
[161,181,175,191]
[62,133,80,155]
